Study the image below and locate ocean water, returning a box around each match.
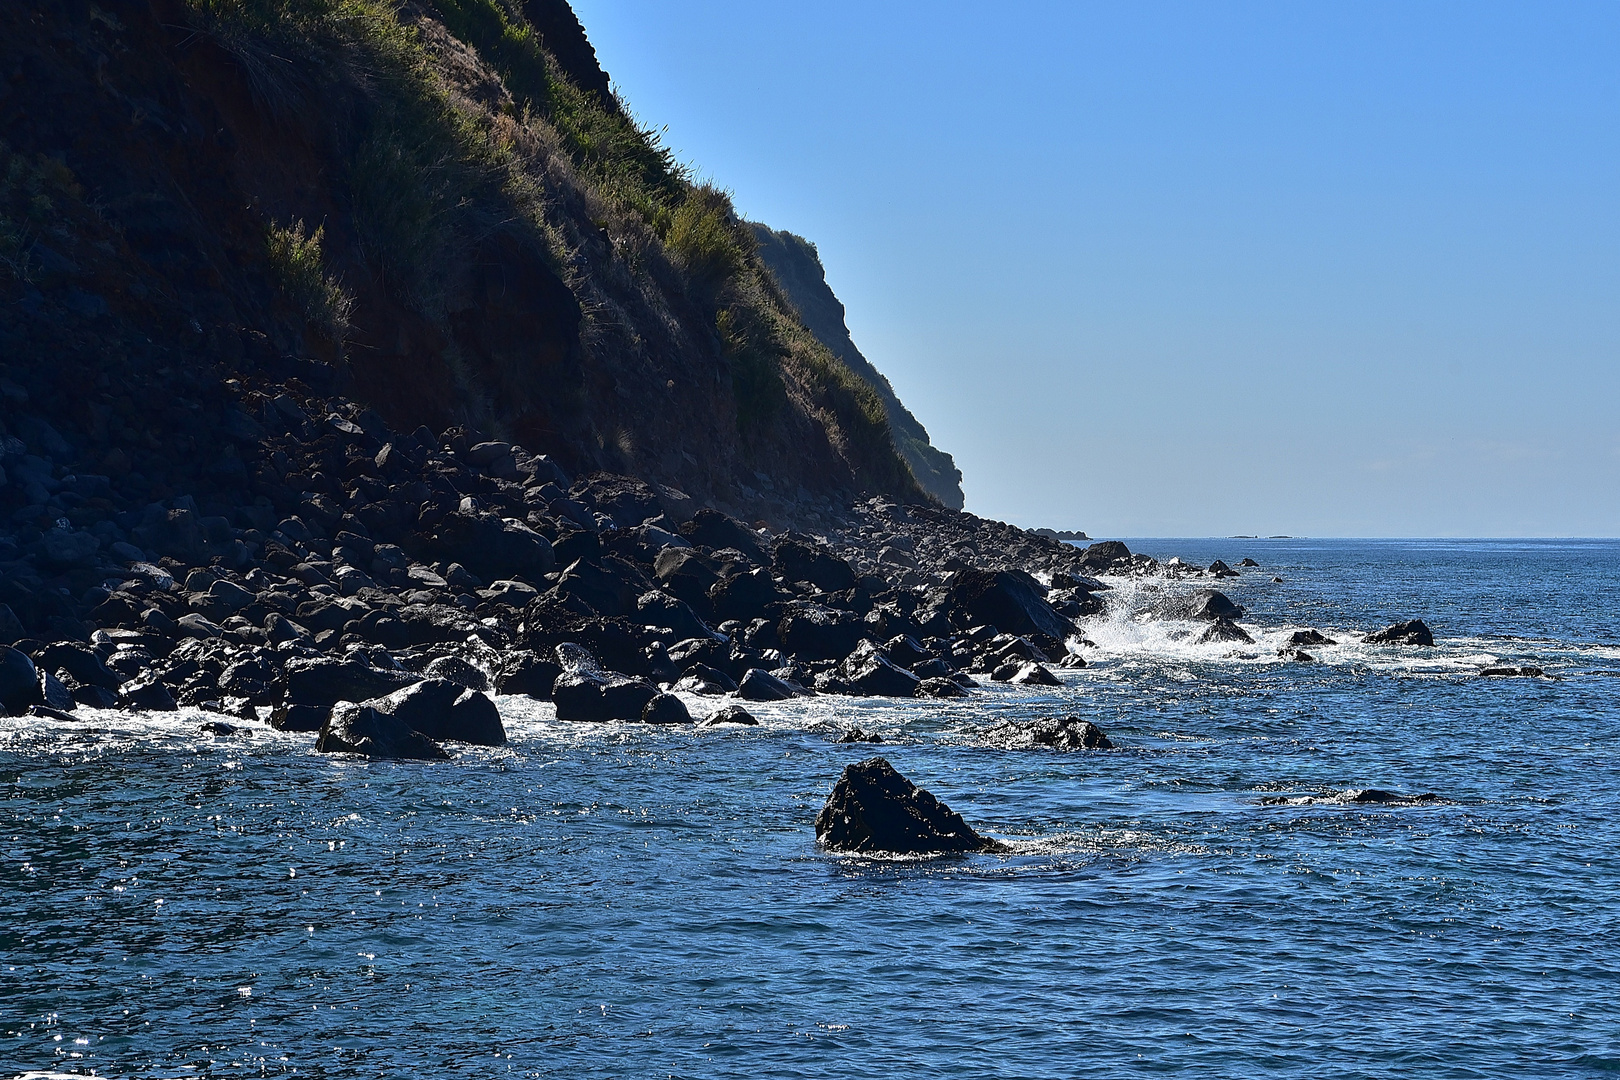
[2,538,1618,1079]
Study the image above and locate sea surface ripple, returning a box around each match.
[2,538,1618,1078]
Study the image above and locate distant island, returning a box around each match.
[1034,528,1091,543]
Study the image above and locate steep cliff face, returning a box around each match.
[0,0,918,508]
[750,225,965,510]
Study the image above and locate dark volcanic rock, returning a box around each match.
[426,512,555,583]
[679,509,768,563]
[1158,589,1245,622]
[840,643,921,698]
[946,569,1074,643]
[985,716,1113,750]
[708,567,782,623]
[316,701,449,760]
[1365,620,1435,647]
[773,539,856,592]
[0,647,41,714]
[37,643,122,690]
[495,652,562,698]
[550,643,659,721]
[1198,618,1254,645]
[698,704,758,726]
[1480,666,1545,678]
[815,757,1001,854]
[1006,661,1061,686]
[366,679,506,746]
[777,602,869,661]
[916,676,968,697]
[1287,629,1336,647]
[737,667,804,701]
[1076,541,1132,573]
[121,680,178,711]
[635,590,711,641]
[640,692,692,725]
[286,658,419,707]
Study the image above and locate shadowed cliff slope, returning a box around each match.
[0,0,925,507]
[750,224,965,509]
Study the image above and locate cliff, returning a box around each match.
[749,224,965,509]
[0,0,923,510]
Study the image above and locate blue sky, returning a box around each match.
[571,0,1620,536]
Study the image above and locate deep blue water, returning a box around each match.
[3,538,1619,1078]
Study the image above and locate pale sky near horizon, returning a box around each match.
[571,0,1619,537]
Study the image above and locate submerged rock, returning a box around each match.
[1286,629,1336,647]
[836,728,882,743]
[1364,620,1435,647]
[984,716,1112,750]
[815,757,1002,854]
[699,704,758,727]
[1479,665,1545,678]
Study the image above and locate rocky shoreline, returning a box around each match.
[0,382,1457,838]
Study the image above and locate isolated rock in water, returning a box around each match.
[0,647,40,714]
[699,704,758,727]
[1286,629,1336,647]
[1208,560,1238,578]
[1364,620,1435,647]
[1239,558,1260,567]
[1158,589,1245,622]
[551,643,659,721]
[640,693,692,725]
[837,728,883,743]
[985,716,1113,750]
[816,757,1002,854]
[1198,618,1254,645]
[737,667,804,702]
[1007,661,1061,686]
[367,679,506,746]
[317,702,449,760]
[1480,666,1545,678]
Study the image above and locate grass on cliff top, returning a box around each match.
[183,0,919,495]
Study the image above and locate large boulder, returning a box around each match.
[286,657,419,707]
[1365,620,1435,647]
[840,641,921,698]
[425,511,555,582]
[1155,588,1245,622]
[547,559,640,618]
[653,548,721,613]
[699,704,758,727]
[316,701,449,760]
[708,567,781,623]
[365,679,505,746]
[640,693,692,725]
[815,758,1002,854]
[635,591,711,641]
[773,539,856,592]
[0,647,39,714]
[495,651,562,698]
[550,643,660,721]
[776,602,869,661]
[679,509,768,563]
[35,643,122,690]
[946,569,1074,643]
[1075,540,1132,573]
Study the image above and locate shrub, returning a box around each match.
[265,219,352,341]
